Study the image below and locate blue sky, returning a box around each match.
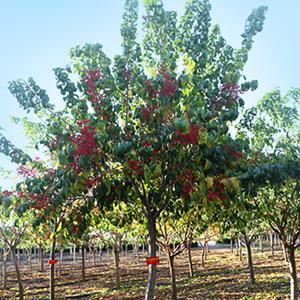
[0,0,299,189]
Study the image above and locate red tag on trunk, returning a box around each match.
[48,259,58,265]
[146,256,160,265]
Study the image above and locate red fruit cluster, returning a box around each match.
[214,83,240,110]
[145,80,158,99]
[2,190,12,197]
[69,125,97,156]
[224,144,244,159]
[29,193,49,210]
[128,159,143,175]
[207,181,228,202]
[123,68,132,82]
[174,123,200,146]
[17,165,38,177]
[141,104,157,121]
[68,125,97,172]
[17,192,25,198]
[85,177,98,189]
[82,69,103,103]
[161,72,177,98]
[177,168,196,196]
[71,224,80,234]
[142,140,152,147]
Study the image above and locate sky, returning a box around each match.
[0,0,299,189]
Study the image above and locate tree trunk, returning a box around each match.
[239,237,243,262]
[270,232,275,257]
[259,234,264,253]
[167,253,177,300]
[99,246,102,260]
[286,246,298,300]
[145,213,157,300]
[2,250,8,289]
[59,248,63,276]
[114,241,121,289]
[11,246,24,300]
[92,246,96,267]
[282,241,288,262]
[230,238,234,253]
[73,245,76,263]
[49,234,57,300]
[39,245,44,272]
[235,238,239,256]
[81,245,86,281]
[244,234,255,284]
[201,242,206,267]
[28,248,32,270]
[187,237,194,277]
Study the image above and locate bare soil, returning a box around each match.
[0,247,292,299]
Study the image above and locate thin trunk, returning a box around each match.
[49,234,57,300]
[286,246,298,300]
[270,232,275,257]
[73,245,76,263]
[187,237,194,277]
[259,235,263,253]
[239,237,243,262]
[93,246,96,267]
[39,246,44,272]
[28,248,32,270]
[59,248,63,276]
[145,213,157,300]
[2,251,8,289]
[230,238,234,253]
[114,241,121,289]
[167,253,177,300]
[99,246,102,260]
[33,246,37,262]
[81,245,86,281]
[11,246,24,300]
[201,242,206,267]
[282,242,288,262]
[235,238,239,256]
[244,234,255,284]
[135,240,140,262]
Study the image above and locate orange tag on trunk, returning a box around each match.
[146,256,160,265]
[48,259,58,265]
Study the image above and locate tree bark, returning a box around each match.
[58,248,63,276]
[167,253,177,300]
[259,234,264,253]
[39,245,44,272]
[81,245,86,281]
[230,238,234,253]
[2,249,8,289]
[270,232,275,257]
[244,234,255,284]
[201,242,206,267]
[92,246,96,267]
[73,245,76,263]
[28,248,32,270]
[145,213,157,300]
[282,241,288,262]
[286,246,298,300]
[239,237,243,262]
[187,237,194,277]
[49,234,57,300]
[11,246,24,300]
[114,240,121,289]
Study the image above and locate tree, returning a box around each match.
[238,88,300,300]
[0,1,267,299]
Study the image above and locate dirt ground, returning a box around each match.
[0,246,292,299]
